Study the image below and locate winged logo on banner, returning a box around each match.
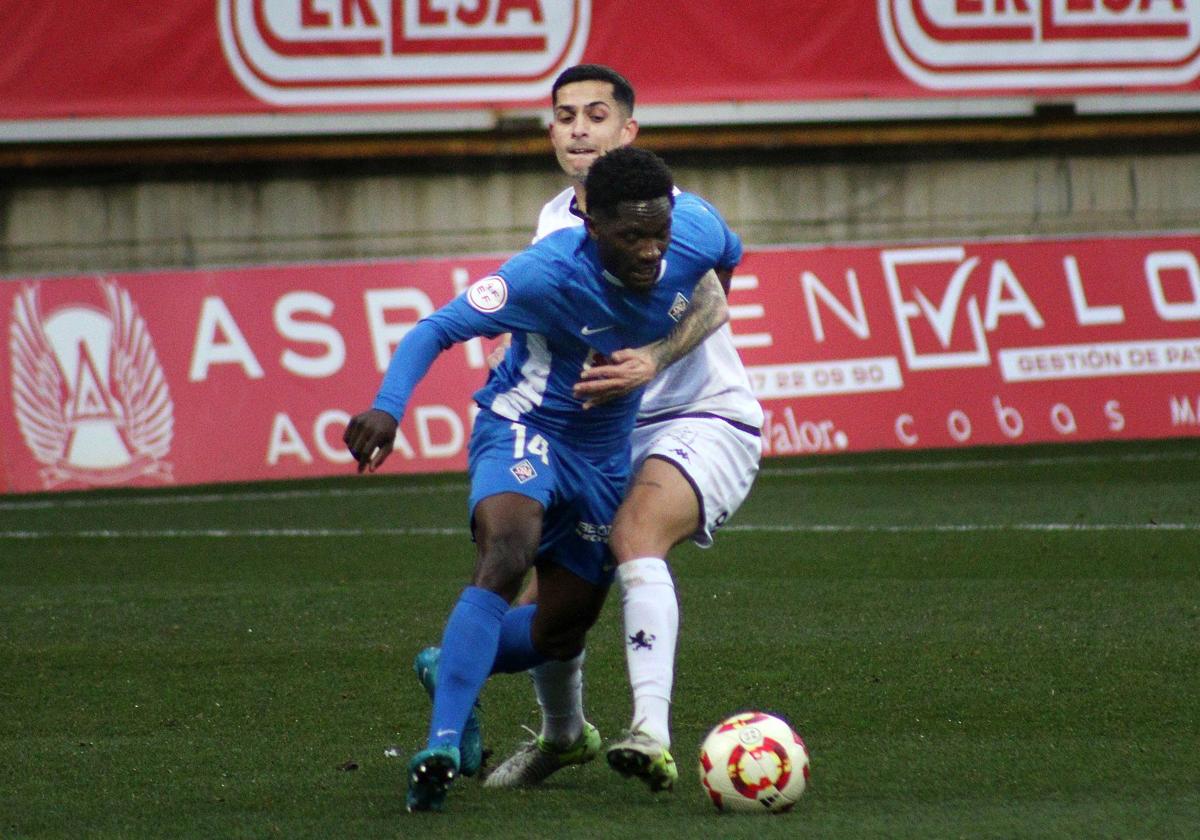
[103,281,173,464]
[11,284,70,466]
[9,280,174,488]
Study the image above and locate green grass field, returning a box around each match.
[2,438,1198,839]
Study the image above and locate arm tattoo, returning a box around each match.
[646,270,730,373]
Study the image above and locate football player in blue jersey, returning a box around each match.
[343,146,740,812]
[487,65,762,796]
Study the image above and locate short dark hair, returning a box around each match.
[551,64,635,114]
[584,147,674,218]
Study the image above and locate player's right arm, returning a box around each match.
[343,315,459,473]
[343,261,555,472]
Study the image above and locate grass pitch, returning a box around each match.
[1,438,1198,839]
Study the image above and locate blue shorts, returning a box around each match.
[467,409,630,586]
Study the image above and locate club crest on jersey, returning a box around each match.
[510,458,537,483]
[668,291,689,321]
[9,280,174,489]
[467,275,508,313]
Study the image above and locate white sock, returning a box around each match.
[530,651,585,748]
[617,557,678,749]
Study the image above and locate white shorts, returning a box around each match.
[630,414,762,548]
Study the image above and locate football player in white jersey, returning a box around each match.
[485,65,764,793]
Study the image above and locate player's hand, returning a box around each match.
[573,347,656,409]
[342,408,398,474]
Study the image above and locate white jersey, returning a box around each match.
[535,187,764,431]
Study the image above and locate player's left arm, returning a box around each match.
[573,269,728,407]
[715,266,734,296]
[639,268,729,372]
[345,263,549,471]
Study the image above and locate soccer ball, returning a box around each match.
[698,711,810,813]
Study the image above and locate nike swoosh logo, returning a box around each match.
[581,324,614,336]
[436,729,458,738]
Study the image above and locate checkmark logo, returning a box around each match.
[912,257,979,348]
[581,324,614,336]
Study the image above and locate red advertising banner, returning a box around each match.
[3,1,1200,138]
[737,235,1200,457]
[2,233,1198,494]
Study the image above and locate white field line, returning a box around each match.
[0,522,1194,539]
[759,449,1200,477]
[1,450,1195,538]
[0,482,469,512]
[723,522,1196,533]
[0,527,468,539]
[1,449,1194,513]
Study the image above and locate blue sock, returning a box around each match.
[428,586,507,751]
[491,604,548,674]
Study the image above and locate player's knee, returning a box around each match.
[609,512,676,563]
[607,524,639,564]
[473,530,537,595]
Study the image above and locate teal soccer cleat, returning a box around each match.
[413,646,484,776]
[405,746,459,813]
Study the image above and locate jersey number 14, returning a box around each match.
[511,422,550,465]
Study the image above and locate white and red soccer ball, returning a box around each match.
[698,711,810,813]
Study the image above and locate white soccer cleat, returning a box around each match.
[483,722,601,788]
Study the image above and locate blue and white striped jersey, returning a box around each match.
[372,192,741,457]
[538,185,763,431]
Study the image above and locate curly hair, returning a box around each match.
[551,64,635,114]
[584,147,674,219]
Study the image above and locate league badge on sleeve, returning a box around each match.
[467,276,509,313]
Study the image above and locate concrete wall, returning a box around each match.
[2,144,1198,277]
